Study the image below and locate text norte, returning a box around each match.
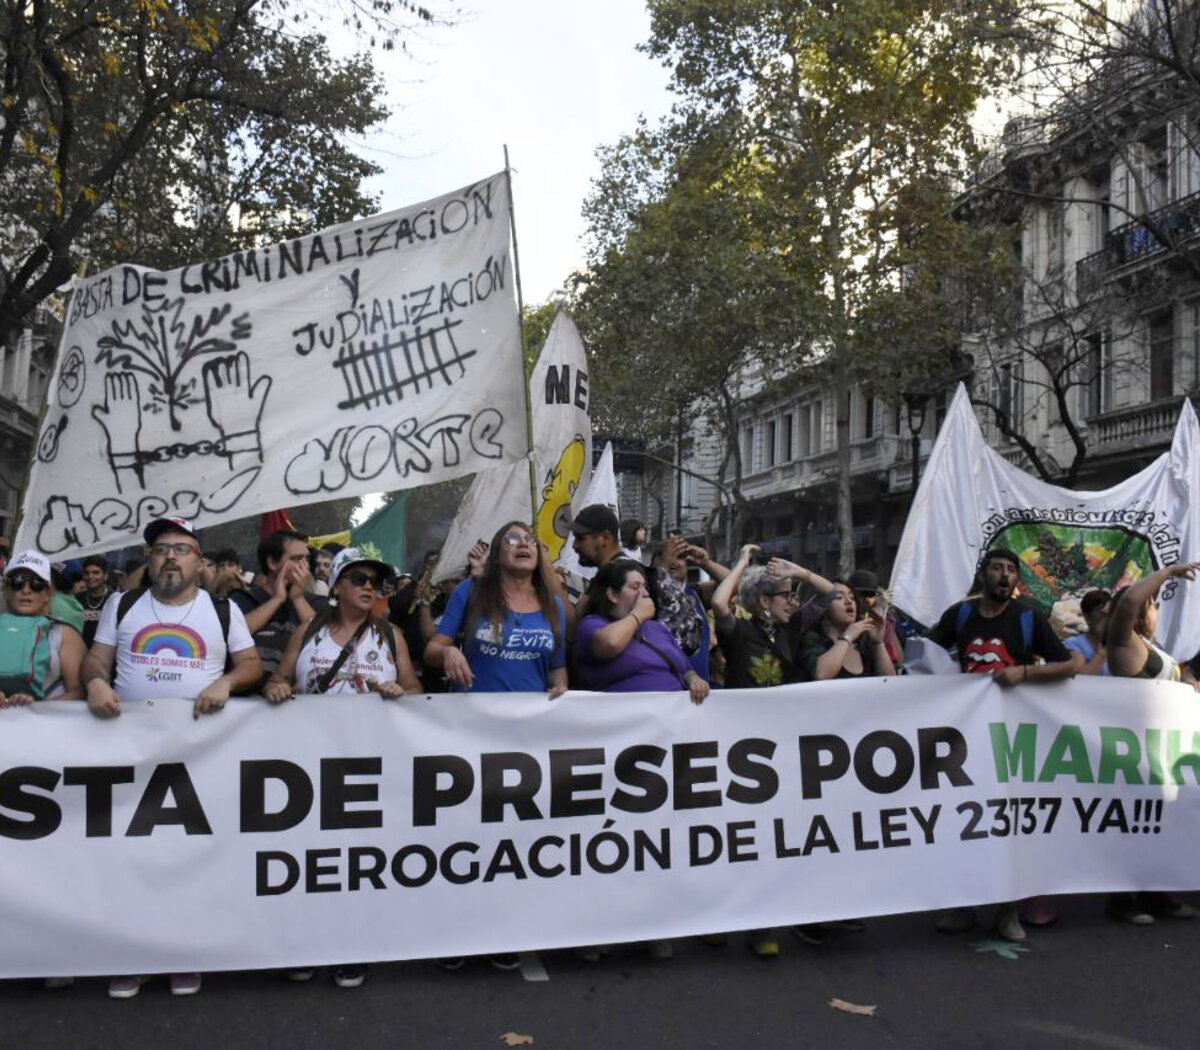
[0,725,1195,841]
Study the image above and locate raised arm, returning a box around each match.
[712,544,758,619]
[766,557,834,596]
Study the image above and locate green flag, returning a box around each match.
[351,493,408,571]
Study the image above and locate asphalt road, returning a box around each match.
[2,894,1194,1050]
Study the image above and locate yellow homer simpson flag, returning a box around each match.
[434,311,592,581]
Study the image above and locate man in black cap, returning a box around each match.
[83,516,262,724]
[569,504,623,570]
[927,548,1079,683]
[926,546,1080,943]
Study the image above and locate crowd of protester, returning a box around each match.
[0,506,1198,995]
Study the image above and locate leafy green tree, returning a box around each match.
[0,0,443,346]
[628,0,1032,573]
[572,116,813,547]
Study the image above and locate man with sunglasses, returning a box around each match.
[83,517,261,722]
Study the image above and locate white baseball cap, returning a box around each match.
[5,549,51,584]
[329,547,394,590]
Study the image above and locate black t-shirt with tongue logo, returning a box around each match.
[928,599,1070,674]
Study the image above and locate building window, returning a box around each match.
[1150,310,1174,400]
[997,361,1024,429]
[812,399,824,452]
[1085,331,1114,417]
[782,413,793,461]
[766,418,777,467]
[740,424,754,474]
[862,394,875,439]
[797,405,811,457]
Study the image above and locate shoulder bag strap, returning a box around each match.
[315,619,371,694]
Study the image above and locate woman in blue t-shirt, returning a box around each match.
[424,521,568,697]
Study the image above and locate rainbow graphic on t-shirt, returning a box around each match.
[130,623,207,660]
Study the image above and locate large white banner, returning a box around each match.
[892,384,1200,657]
[2,676,1199,977]
[434,310,592,581]
[16,174,526,558]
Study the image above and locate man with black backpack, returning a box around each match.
[82,517,262,722]
[927,547,1080,685]
[926,546,1081,944]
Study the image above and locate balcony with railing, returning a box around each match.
[1086,396,1183,454]
[1076,188,1200,296]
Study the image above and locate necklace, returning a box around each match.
[149,591,199,626]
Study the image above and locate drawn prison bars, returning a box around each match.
[334,317,477,411]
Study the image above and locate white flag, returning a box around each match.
[17,174,525,558]
[891,384,1200,659]
[556,441,619,581]
[433,311,592,581]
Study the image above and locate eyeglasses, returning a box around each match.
[341,570,379,589]
[149,543,198,558]
[502,532,537,548]
[769,589,798,602]
[6,574,48,593]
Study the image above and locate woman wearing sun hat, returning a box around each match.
[264,546,421,988]
[265,546,422,701]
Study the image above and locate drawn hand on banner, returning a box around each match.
[202,352,272,470]
[91,372,144,492]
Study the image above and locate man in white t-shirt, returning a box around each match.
[83,517,261,718]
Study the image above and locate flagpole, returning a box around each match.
[504,145,540,528]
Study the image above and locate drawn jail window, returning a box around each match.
[334,317,475,411]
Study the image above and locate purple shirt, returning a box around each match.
[575,615,690,692]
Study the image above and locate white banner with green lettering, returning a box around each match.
[0,675,1197,977]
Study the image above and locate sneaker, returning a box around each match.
[170,972,202,996]
[286,968,316,982]
[789,924,827,946]
[995,906,1026,943]
[42,976,74,989]
[747,930,780,958]
[333,965,367,988]
[488,953,522,971]
[1107,895,1155,925]
[1148,896,1197,920]
[108,975,146,999]
[435,957,465,971]
[647,939,673,961]
[935,908,976,934]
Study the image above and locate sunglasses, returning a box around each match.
[6,574,48,593]
[502,532,537,548]
[149,543,199,558]
[341,570,379,589]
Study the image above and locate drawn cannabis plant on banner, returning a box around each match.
[94,298,252,431]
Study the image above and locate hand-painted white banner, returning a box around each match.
[17,174,525,559]
[434,311,592,582]
[1,675,1199,978]
[892,384,1200,657]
